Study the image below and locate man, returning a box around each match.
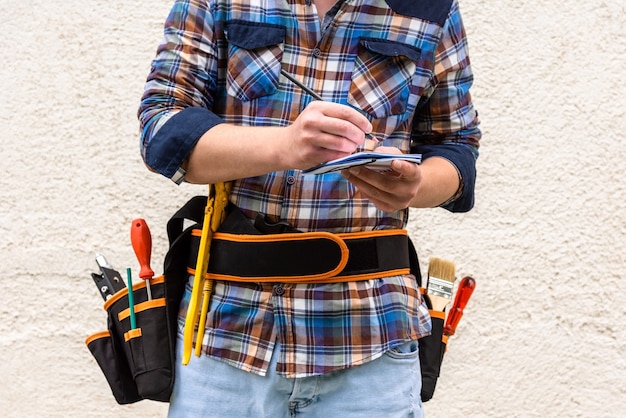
[139,0,480,416]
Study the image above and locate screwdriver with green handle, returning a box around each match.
[130,219,154,300]
[126,267,137,329]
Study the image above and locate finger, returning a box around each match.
[317,103,372,144]
[323,102,373,133]
[311,132,361,156]
[371,146,403,155]
[342,167,384,195]
[340,172,402,212]
[390,160,420,180]
[342,165,418,211]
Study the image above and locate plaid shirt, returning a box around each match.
[139,0,480,377]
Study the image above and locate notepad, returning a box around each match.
[302,152,422,175]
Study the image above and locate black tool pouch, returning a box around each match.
[408,238,447,402]
[85,277,172,404]
[86,195,209,404]
[418,307,447,402]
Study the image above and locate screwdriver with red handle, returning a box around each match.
[131,218,155,300]
[443,276,476,336]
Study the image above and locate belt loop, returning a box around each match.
[253,213,300,234]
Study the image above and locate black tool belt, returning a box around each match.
[186,206,411,283]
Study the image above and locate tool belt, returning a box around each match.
[184,204,411,283]
[85,195,447,405]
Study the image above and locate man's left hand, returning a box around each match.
[341,147,421,213]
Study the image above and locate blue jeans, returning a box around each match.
[168,338,423,417]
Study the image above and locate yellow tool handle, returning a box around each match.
[182,188,214,365]
[182,182,232,365]
[195,279,214,357]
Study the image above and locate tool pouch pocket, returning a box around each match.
[418,308,447,402]
[407,238,447,402]
[86,277,173,404]
[85,330,141,404]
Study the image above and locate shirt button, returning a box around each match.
[273,285,285,296]
[286,176,296,185]
[312,48,321,57]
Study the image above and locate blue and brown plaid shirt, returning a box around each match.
[139,0,480,377]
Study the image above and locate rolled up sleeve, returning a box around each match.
[410,0,481,212]
[137,0,223,181]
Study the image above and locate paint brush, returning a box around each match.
[280,69,379,151]
[426,258,456,312]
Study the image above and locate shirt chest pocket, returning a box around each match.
[348,38,421,119]
[224,21,286,102]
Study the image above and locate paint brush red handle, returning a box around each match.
[443,276,476,336]
[131,219,154,299]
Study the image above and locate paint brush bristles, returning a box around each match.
[426,258,456,312]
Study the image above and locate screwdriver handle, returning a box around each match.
[443,276,476,336]
[130,218,154,281]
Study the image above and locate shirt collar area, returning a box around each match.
[318,0,347,28]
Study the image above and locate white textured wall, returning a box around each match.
[1,1,624,416]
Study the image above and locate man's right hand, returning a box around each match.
[281,101,373,170]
